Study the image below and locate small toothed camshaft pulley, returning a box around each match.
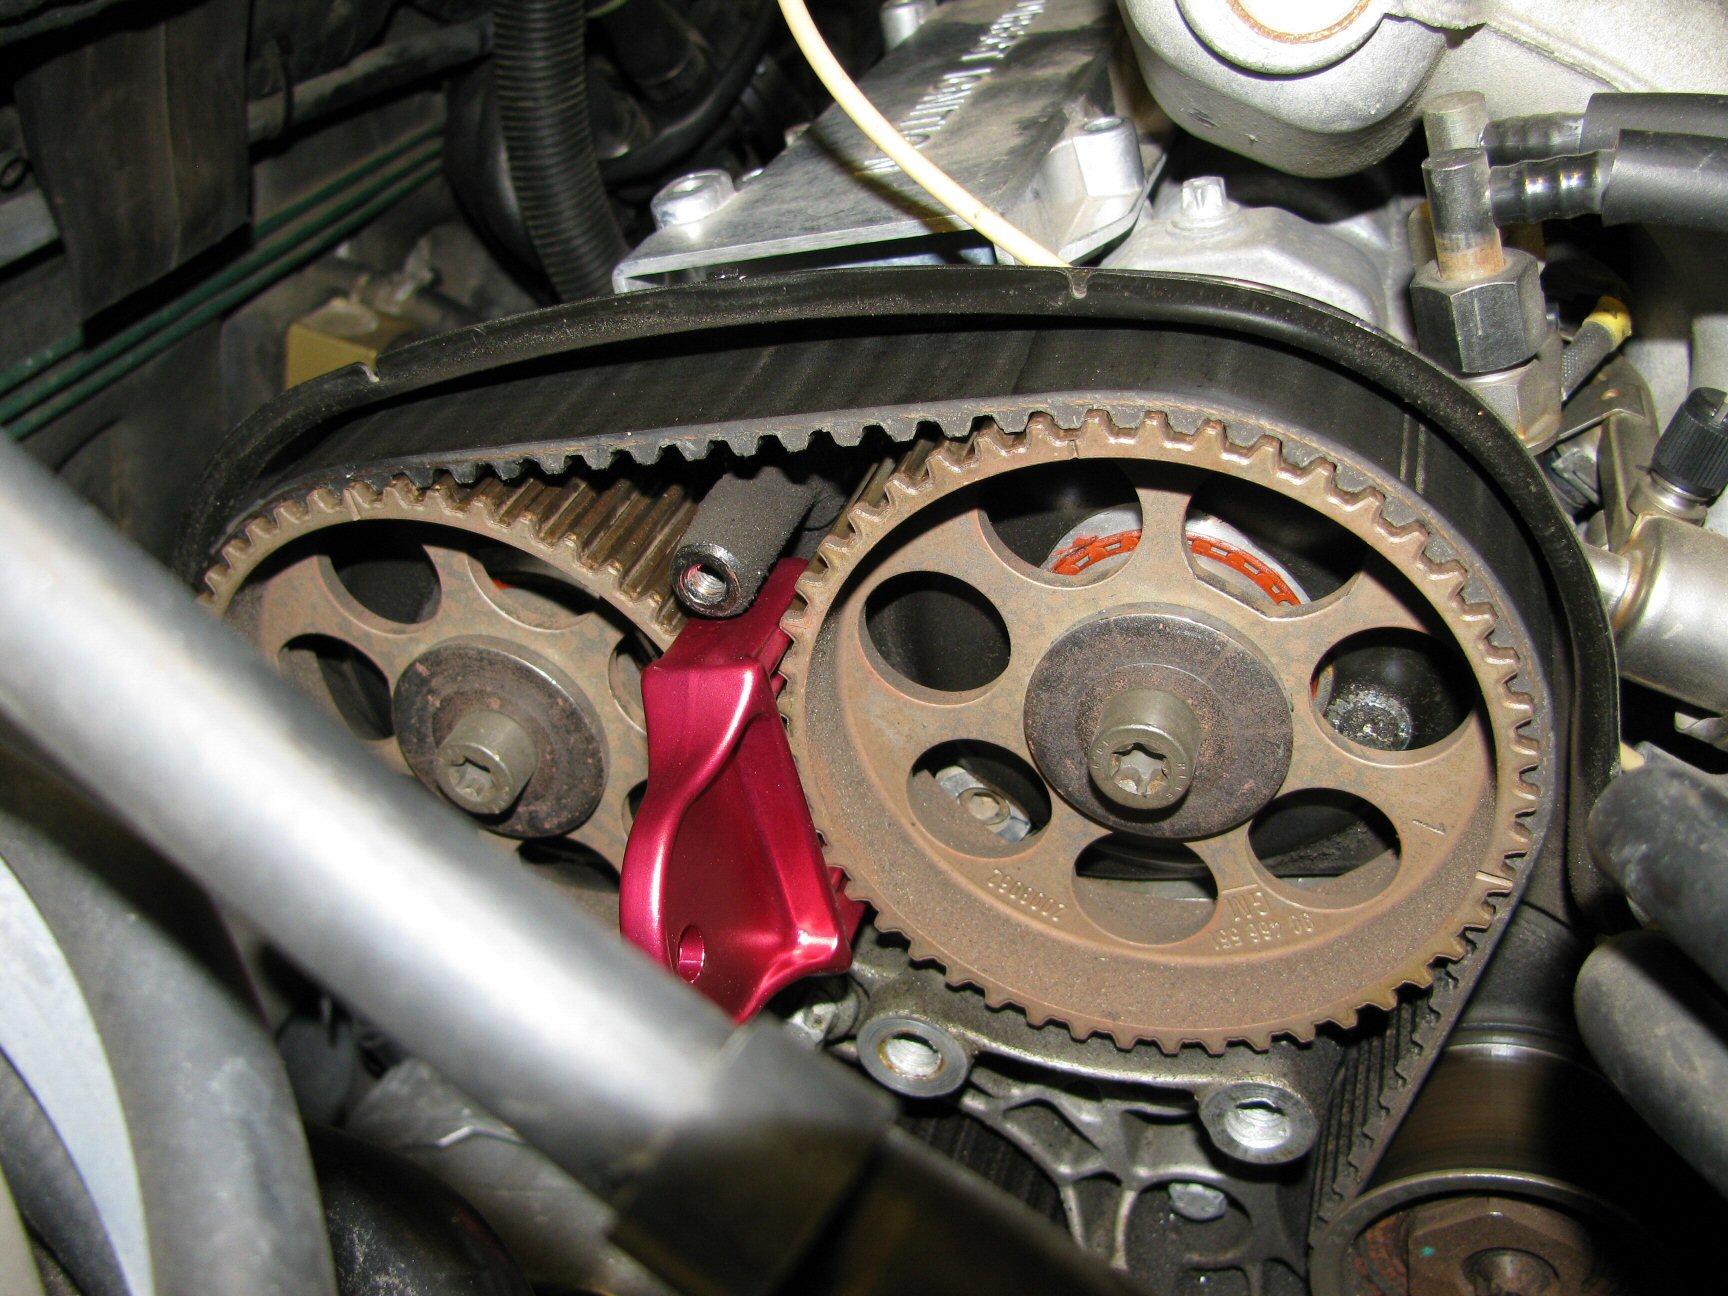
[779,410,1545,1052]
[202,471,694,868]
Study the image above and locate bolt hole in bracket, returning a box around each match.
[855,1012,973,1098]
[620,560,863,1018]
[1200,1081,1317,1165]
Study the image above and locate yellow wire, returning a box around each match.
[775,0,1069,268]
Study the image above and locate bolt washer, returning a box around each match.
[779,411,1544,1051]
[393,638,606,837]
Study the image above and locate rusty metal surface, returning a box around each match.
[1401,1197,1592,1295]
[781,410,1543,1052]
[202,472,694,868]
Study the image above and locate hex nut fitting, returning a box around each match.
[1411,247,1548,375]
[1404,1196,1593,1293]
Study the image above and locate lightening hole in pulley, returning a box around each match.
[622,780,648,831]
[1313,628,1475,752]
[1073,836,1217,945]
[279,635,394,741]
[609,636,655,729]
[1249,791,1400,903]
[515,838,619,890]
[475,546,598,628]
[865,571,1010,693]
[326,523,441,624]
[980,461,1141,582]
[908,741,1051,856]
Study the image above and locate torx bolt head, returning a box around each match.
[433,709,539,816]
[1087,689,1202,811]
[1174,176,1237,230]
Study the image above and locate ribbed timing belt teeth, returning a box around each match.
[197,402,1547,1056]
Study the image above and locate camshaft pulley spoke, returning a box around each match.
[1282,711,1492,872]
[1249,560,1433,704]
[253,552,431,684]
[1188,824,1265,896]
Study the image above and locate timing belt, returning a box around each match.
[176,265,1620,1226]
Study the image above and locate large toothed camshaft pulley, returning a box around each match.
[779,409,1547,1052]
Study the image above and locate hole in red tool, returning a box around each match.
[675,926,705,982]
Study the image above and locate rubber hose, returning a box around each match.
[0,745,338,1296]
[248,17,493,144]
[1599,131,1728,234]
[1484,112,1585,163]
[1486,93,1728,162]
[1588,760,1728,996]
[1580,93,1728,151]
[0,1053,128,1296]
[1576,931,1728,1200]
[310,1126,533,1296]
[492,0,625,300]
[1489,151,1607,225]
[1490,133,1728,235]
[599,0,779,184]
[600,0,709,105]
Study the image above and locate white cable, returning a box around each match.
[776,0,1069,268]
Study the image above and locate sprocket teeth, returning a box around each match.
[882,472,926,506]
[1217,1027,1272,1054]
[1433,935,1471,965]
[778,405,1548,1054]
[836,869,878,908]
[967,426,1016,463]
[201,466,694,649]
[1024,411,1064,441]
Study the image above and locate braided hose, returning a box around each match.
[493,0,626,300]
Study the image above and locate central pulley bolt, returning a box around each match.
[1463,1249,1559,1296]
[433,709,539,816]
[1086,689,1202,812]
